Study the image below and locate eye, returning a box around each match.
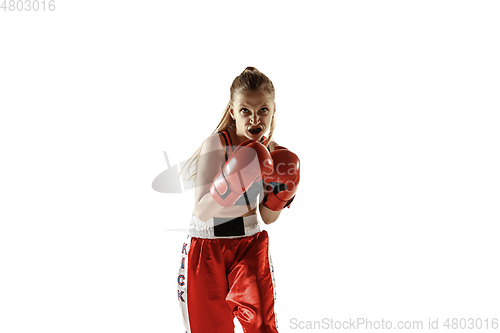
[259,108,269,113]
[240,108,249,113]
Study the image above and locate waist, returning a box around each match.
[189,214,261,239]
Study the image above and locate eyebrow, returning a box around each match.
[240,103,269,107]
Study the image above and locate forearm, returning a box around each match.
[194,192,255,222]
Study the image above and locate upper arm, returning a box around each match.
[193,133,226,204]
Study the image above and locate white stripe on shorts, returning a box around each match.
[178,235,191,333]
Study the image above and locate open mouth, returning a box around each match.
[248,128,263,135]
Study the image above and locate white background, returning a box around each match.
[1,1,499,332]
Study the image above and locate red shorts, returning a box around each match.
[177,214,279,333]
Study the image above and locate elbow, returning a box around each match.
[194,192,224,222]
[262,216,278,225]
[259,204,281,224]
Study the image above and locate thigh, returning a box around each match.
[178,236,235,333]
[226,231,279,333]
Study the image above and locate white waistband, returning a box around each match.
[189,214,261,239]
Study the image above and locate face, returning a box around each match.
[230,90,275,143]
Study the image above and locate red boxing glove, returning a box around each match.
[210,140,274,207]
[262,146,300,211]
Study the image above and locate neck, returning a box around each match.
[229,128,245,146]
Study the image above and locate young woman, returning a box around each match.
[178,67,300,333]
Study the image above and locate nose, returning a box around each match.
[250,113,260,125]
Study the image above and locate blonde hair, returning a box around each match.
[180,67,277,185]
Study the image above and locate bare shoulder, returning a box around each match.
[201,133,225,154]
